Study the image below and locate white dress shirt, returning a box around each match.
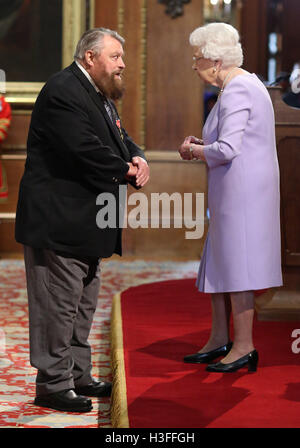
[75,60,100,93]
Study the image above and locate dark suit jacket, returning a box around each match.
[15,62,146,258]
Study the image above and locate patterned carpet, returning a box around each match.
[0,258,198,428]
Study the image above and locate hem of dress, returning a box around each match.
[197,281,283,294]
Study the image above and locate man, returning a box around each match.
[15,28,149,413]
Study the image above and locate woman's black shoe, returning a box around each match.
[183,342,233,364]
[206,349,258,373]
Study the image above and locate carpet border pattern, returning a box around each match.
[110,292,130,428]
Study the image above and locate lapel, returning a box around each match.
[69,62,130,160]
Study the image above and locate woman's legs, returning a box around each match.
[221,290,255,364]
[199,293,231,353]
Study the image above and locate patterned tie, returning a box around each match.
[103,98,113,122]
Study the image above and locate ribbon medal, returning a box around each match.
[116,119,124,140]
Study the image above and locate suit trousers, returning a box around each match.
[23,245,101,396]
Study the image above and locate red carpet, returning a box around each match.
[111,279,300,428]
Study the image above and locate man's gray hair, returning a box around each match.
[74,28,125,60]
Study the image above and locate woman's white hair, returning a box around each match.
[189,22,243,68]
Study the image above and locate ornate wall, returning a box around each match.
[1,0,299,260]
[0,0,207,258]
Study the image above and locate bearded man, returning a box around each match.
[15,28,149,413]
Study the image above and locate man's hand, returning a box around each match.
[126,162,138,180]
[179,136,204,160]
[131,156,150,187]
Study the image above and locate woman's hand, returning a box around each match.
[190,143,206,162]
[187,136,204,145]
[179,136,206,162]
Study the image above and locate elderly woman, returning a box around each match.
[179,23,282,373]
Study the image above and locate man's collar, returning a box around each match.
[75,60,100,93]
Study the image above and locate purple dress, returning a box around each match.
[196,73,283,293]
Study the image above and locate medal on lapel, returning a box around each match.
[116,119,124,141]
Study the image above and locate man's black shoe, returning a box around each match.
[75,380,112,397]
[34,389,93,412]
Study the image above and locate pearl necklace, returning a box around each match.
[218,67,239,97]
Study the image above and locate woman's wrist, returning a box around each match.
[190,143,206,161]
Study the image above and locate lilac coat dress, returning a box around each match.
[196,73,283,293]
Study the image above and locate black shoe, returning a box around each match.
[34,389,93,412]
[75,380,112,397]
[183,342,233,364]
[206,349,259,373]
